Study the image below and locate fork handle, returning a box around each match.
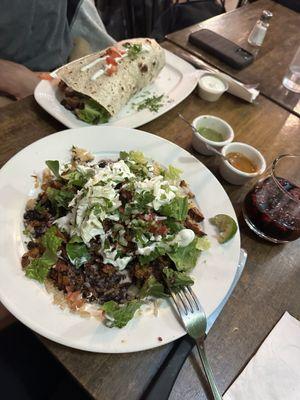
[196,341,223,400]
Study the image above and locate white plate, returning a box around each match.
[0,126,240,353]
[34,50,198,129]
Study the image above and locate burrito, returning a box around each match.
[56,38,166,124]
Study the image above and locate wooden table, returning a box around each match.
[166,0,300,117]
[1,45,300,400]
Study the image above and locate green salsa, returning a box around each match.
[197,127,224,142]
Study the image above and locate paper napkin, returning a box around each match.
[198,70,259,104]
[224,312,300,400]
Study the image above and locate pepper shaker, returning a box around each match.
[248,10,273,47]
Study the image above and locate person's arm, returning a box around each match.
[0,60,40,100]
[70,0,116,53]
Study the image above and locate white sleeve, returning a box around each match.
[71,0,116,51]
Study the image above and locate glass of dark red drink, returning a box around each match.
[243,154,300,243]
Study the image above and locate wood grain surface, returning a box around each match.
[1,42,300,400]
[166,0,300,117]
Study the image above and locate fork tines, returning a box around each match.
[170,285,203,317]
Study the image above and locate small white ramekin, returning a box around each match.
[197,72,229,102]
[192,115,234,156]
[219,142,266,185]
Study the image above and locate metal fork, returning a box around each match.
[165,283,223,400]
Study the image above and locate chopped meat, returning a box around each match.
[102,264,116,276]
[188,206,204,222]
[24,209,46,222]
[131,264,152,282]
[138,63,148,73]
[64,86,79,98]
[26,198,36,210]
[61,97,84,111]
[149,222,168,236]
[58,80,67,91]
[49,180,63,190]
[102,219,113,232]
[41,168,52,189]
[180,180,195,198]
[21,255,30,269]
[21,246,43,269]
[130,258,167,285]
[71,146,94,163]
[49,260,133,304]
[27,241,40,250]
[119,188,133,203]
[184,217,206,236]
[98,159,109,168]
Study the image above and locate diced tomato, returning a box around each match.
[106,47,122,58]
[66,291,84,310]
[144,212,155,221]
[106,56,118,66]
[66,291,80,301]
[149,223,168,235]
[106,64,117,76]
[37,72,53,81]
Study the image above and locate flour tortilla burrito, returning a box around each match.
[56,38,166,124]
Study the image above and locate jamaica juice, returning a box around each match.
[243,177,300,242]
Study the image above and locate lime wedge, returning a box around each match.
[209,214,238,244]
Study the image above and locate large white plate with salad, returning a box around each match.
[0,126,240,353]
[34,49,198,129]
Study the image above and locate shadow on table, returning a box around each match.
[0,322,92,400]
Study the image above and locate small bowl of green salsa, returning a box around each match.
[192,115,234,156]
[197,127,225,142]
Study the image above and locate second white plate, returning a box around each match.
[34,50,198,129]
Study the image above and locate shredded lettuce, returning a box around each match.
[102,300,142,328]
[167,237,208,272]
[163,268,194,292]
[76,99,110,125]
[41,226,63,253]
[134,191,155,211]
[140,276,168,299]
[159,196,188,221]
[164,219,184,234]
[66,236,90,268]
[163,165,182,181]
[46,187,74,212]
[120,150,150,178]
[120,150,147,165]
[25,227,63,283]
[195,236,210,251]
[46,160,60,179]
[123,43,142,60]
[63,170,91,188]
[139,246,167,265]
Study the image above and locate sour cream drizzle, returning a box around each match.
[91,67,106,81]
[90,52,128,81]
[80,56,108,72]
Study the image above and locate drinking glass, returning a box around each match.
[243,154,300,243]
[282,47,300,93]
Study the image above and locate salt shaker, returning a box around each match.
[248,10,273,47]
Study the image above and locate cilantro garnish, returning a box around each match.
[123,43,142,59]
[134,94,164,113]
